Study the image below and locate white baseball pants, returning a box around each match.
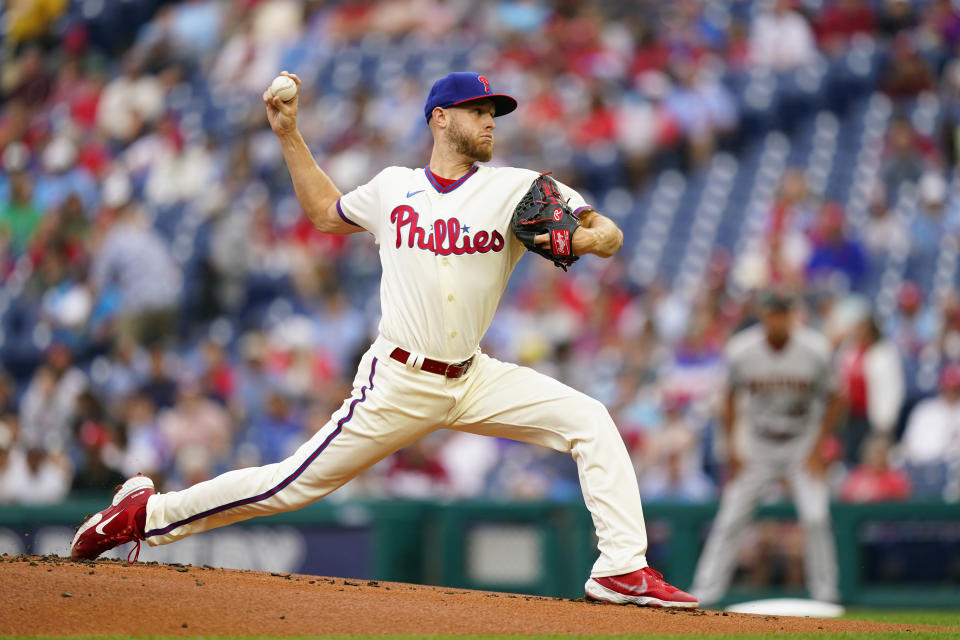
[690,458,839,604]
[144,336,649,577]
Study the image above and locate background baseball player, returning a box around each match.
[70,71,697,608]
[690,291,843,606]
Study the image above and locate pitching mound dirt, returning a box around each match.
[0,554,935,636]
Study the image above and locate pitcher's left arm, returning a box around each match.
[572,210,623,258]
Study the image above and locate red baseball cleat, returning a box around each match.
[585,566,699,608]
[70,475,154,562]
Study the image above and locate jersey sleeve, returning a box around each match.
[818,346,838,395]
[336,169,388,234]
[555,179,594,217]
[724,338,746,391]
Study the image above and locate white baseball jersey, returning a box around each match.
[726,324,835,447]
[144,162,657,579]
[336,165,591,362]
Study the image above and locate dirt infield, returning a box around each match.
[0,554,933,636]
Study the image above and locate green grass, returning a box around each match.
[842,609,960,627]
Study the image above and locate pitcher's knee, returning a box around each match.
[583,396,614,424]
[570,398,621,443]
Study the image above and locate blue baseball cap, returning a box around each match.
[424,72,518,122]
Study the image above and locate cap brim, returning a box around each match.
[448,94,518,117]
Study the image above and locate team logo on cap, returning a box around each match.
[478,75,490,92]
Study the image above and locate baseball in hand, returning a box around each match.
[270,75,298,102]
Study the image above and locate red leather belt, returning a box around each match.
[390,347,474,378]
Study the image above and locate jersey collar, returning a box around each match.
[424,164,479,194]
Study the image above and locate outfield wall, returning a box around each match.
[1,499,957,607]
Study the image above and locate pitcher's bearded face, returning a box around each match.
[445,101,496,162]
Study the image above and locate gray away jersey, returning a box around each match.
[726,324,835,441]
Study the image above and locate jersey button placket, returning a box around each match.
[440,259,458,344]
[435,198,459,354]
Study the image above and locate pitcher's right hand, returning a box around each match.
[263,71,301,137]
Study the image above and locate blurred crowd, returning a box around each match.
[1,0,960,507]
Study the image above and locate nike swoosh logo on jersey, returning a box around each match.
[95,512,121,535]
[406,189,424,198]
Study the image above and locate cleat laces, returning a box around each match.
[644,567,664,581]
[127,538,142,564]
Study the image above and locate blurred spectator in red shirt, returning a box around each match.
[572,90,618,147]
[724,18,752,70]
[631,23,671,75]
[199,338,235,405]
[837,315,904,465]
[840,434,911,502]
[881,35,935,99]
[385,436,450,498]
[49,56,102,132]
[816,0,877,57]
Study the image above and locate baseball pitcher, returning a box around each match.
[690,291,843,605]
[70,72,697,608]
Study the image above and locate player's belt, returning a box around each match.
[760,431,800,442]
[390,347,474,378]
